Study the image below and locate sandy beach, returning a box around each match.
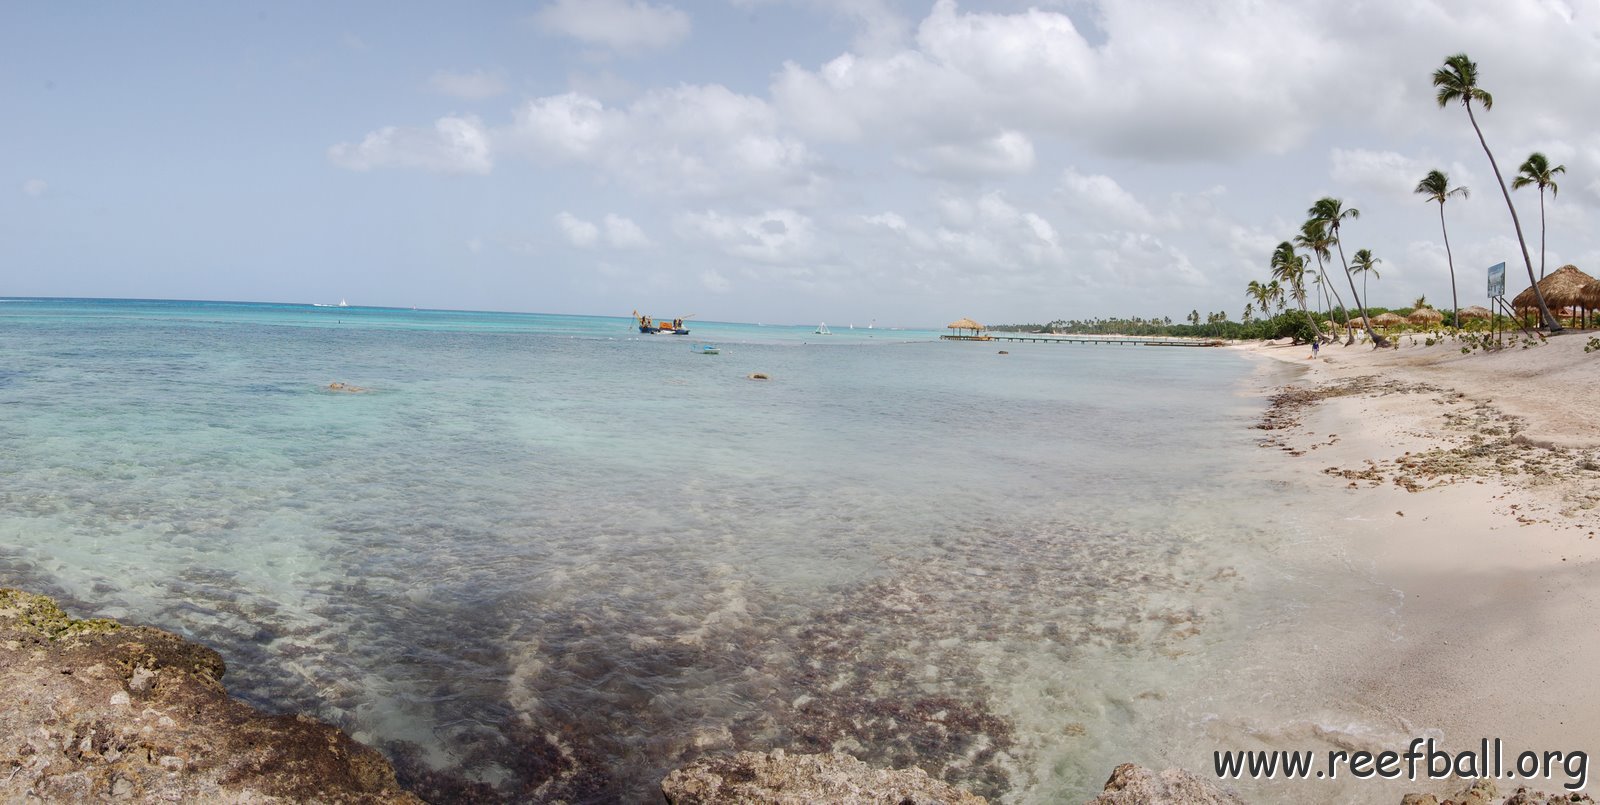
[1237,331,1600,797]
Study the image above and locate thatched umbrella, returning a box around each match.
[1458,305,1492,320]
[1408,308,1444,326]
[1346,316,1366,329]
[1512,264,1598,327]
[946,317,985,337]
[1372,312,1404,329]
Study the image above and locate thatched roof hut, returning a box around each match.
[1408,308,1444,325]
[1511,264,1598,309]
[1458,305,1492,320]
[1346,317,1367,329]
[1372,312,1404,328]
[947,317,984,334]
[1582,281,1600,308]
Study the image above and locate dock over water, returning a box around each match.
[941,334,1221,347]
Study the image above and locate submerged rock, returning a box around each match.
[1088,763,1245,804]
[661,749,986,804]
[0,588,419,803]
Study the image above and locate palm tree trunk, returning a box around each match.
[1539,188,1547,280]
[1336,234,1386,347]
[1440,202,1460,329]
[1312,252,1350,343]
[1466,102,1560,332]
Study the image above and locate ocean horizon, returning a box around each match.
[0,297,1404,802]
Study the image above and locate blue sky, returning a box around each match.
[8,1,1600,326]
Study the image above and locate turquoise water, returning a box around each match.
[0,298,1400,802]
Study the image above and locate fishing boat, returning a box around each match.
[635,312,690,335]
[694,344,719,355]
[814,322,831,335]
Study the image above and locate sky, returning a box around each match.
[7,0,1600,327]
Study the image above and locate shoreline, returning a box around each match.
[1234,334,1600,797]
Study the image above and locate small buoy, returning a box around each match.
[997,350,1009,355]
[748,373,769,380]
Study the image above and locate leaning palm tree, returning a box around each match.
[1295,219,1353,341]
[1309,197,1386,346]
[1351,249,1381,310]
[1434,53,1560,332]
[1272,241,1327,342]
[1511,152,1566,281]
[1414,170,1468,328]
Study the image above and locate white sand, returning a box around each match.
[1236,332,1600,795]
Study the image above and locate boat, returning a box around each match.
[694,344,719,355]
[338,298,349,308]
[815,322,832,335]
[635,313,690,335]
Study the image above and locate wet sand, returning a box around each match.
[1238,333,1600,795]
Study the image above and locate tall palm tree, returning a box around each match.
[1350,249,1381,309]
[1309,197,1386,346]
[1434,53,1560,332]
[1272,241,1326,342]
[1414,170,1469,328]
[1511,152,1566,281]
[1295,219,1353,341]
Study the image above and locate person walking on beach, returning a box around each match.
[1310,340,1320,360]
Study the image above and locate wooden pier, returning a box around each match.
[941,334,1220,347]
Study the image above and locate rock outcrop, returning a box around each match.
[1087,763,1245,804]
[0,589,420,803]
[660,748,987,804]
[1403,778,1596,804]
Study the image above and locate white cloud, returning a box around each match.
[533,0,691,53]
[499,86,820,198]
[328,115,492,174]
[426,69,508,100]
[901,130,1035,178]
[603,214,650,248]
[555,212,650,249]
[1057,167,1159,230]
[502,92,613,160]
[677,209,816,263]
[21,179,47,197]
[1329,148,1428,200]
[555,212,600,246]
[700,269,731,293]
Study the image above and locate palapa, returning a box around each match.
[1581,280,1600,309]
[1457,305,1493,320]
[1511,265,1597,310]
[1407,308,1444,325]
[946,317,985,333]
[1371,312,1404,328]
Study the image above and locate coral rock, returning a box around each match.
[661,749,986,804]
[1088,763,1245,804]
[0,589,420,803]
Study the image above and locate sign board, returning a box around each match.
[1488,262,1506,298]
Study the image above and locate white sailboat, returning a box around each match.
[815,322,832,335]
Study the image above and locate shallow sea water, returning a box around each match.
[0,299,1411,802]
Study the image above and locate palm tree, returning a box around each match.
[1434,53,1560,332]
[1295,219,1353,342]
[1414,170,1468,328]
[1511,152,1566,281]
[1309,197,1386,346]
[1272,241,1327,342]
[1351,249,1381,309]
